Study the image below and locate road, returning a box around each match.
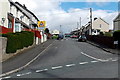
[2,38,119,79]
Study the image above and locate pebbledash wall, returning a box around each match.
[0,0,10,28]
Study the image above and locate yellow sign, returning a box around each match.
[38,21,46,27]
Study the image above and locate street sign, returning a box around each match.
[38,21,46,27]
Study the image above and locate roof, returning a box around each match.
[8,0,30,19]
[97,18,109,25]
[113,13,120,22]
[15,2,39,21]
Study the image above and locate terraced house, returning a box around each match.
[0,0,39,34]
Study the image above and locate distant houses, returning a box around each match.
[0,0,39,34]
[113,13,120,31]
[80,17,109,35]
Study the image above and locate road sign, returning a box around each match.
[38,21,46,27]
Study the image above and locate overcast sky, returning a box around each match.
[12,0,119,33]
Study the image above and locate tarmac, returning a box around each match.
[87,41,120,55]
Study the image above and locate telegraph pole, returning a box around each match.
[60,25,62,34]
[90,8,92,35]
[80,17,81,28]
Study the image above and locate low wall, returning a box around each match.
[1,36,36,62]
[86,35,115,48]
[0,37,7,62]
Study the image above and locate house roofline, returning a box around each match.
[15,2,39,21]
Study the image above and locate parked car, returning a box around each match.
[70,35,78,38]
[57,34,64,40]
[78,35,87,42]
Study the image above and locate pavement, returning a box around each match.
[1,38,118,79]
[86,41,120,55]
[1,39,54,76]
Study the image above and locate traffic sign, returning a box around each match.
[38,21,46,27]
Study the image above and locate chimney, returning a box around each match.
[94,17,97,21]
[23,4,27,9]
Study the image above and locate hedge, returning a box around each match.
[4,31,34,54]
[113,30,120,40]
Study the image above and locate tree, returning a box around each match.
[45,28,49,33]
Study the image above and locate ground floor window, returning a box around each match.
[8,19,12,28]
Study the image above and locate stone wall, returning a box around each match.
[0,37,7,62]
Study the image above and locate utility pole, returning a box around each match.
[90,8,92,35]
[77,22,79,29]
[60,25,62,34]
[79,17,81,28]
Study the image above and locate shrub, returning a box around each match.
[5,31,34,54]
[104,32,113,37]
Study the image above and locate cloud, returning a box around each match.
[12,0,117,33]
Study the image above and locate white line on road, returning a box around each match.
[1,76,11,79]
[91,61,99,63]
[112,59,118,62]
[52,66,63,70]
[66,64,76,67]
[17,72,31,77]
[81,52,110,62]
[36,69,48,73]
[79,62,88,65]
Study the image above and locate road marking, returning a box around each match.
[52,66,63,70]
[81,52,110,62]
[17,72,31,77]
[79,62,88,65]
[2,76,11,79]
[36,69,48,73]
[91,61,98,63]
[66,64,76,67]
[112,59,118,62]
[36,70,44,73]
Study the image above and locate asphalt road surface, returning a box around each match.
[2,38,119,79]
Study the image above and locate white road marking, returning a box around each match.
[17,72,31,77]
[91,61,99,63]
[2,76,11,79]
[66,64,76,67]
[79,62,88,65]
[112,59,118,62]
[52,66,63,70]
[36,70,44,73]
[81,52,110,62]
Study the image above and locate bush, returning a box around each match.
[104,32,113,37]
[5,31,34,54]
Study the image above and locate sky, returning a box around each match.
[12,0,119,33]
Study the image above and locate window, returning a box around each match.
[100,24,102,28]
[8,19,12,28]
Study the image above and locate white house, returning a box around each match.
[51,30,60,35]
[85,18,109,35]
[113,13,120,31]
[0,0,39,33]
[0,0,10,28]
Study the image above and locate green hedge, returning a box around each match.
[4,31,34,54]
